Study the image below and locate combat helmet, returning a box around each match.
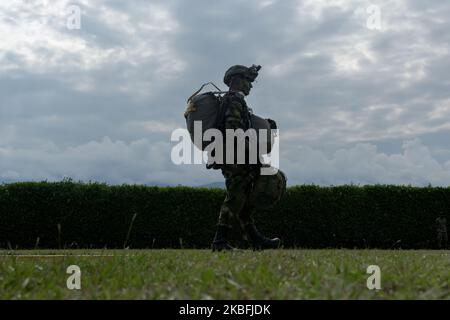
[224,64,262,87]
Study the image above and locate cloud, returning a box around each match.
[281,138,450,186]
[1,0,450,186]
[0,136,223,185]
[0,0,186,96]
[1,135,449,187]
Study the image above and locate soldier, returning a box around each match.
[436,215,448,249]
[211,64,282,252]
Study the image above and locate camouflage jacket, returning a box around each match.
[221,91,252,132]
[218,91,260,170]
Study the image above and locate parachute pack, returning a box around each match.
[184,82,276,154]
[248,169,287,210]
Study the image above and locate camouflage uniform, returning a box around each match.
[436,217,448,249]
[211,64,282,251]
[217,91,260,229]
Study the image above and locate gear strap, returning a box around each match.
[187,82,225,103]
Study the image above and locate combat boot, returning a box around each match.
[244,224,281,250]
[211,225,235,252]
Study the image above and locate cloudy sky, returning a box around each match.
[1,0,450,186]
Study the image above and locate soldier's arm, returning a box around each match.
[223,97,253,165]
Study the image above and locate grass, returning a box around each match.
[0,249,449,300]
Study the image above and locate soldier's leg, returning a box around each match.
[231,168,260,227]
[212,167,253,251]
[212,192,236,251]
[218,168,253,227]
[217,195,237,228]
[239,171,281,250]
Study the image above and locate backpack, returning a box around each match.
[184,83,227,151]
[184,82,276,154]
[248,169,287,210]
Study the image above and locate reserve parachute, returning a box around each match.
[248,169,287,210]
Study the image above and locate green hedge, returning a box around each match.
[0,181,449,249]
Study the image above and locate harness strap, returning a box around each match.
[187,82,225,103]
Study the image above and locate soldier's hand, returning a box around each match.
[266,118,277,130]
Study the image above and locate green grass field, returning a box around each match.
[0,250,449,299]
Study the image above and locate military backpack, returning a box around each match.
[184,82,276,154]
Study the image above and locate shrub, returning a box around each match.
[0,181,448,249]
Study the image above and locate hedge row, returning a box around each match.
[0,181,449,249]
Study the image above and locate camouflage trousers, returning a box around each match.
[217,165,260,229]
